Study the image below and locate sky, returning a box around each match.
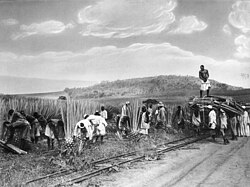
[0,0,250,89]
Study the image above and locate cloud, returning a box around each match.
[170,16,207,34]
[222,24,232,35]
[229,1,250,33]
[11,20,75,40]
[1,18,19,26]
[78,0,177,38]
[1,43,249,88]
[234,35,250,58]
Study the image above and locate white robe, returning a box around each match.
[74,119,94,140]
[208,110,216,129]
[243,111,250,136]
[87,115,108,136]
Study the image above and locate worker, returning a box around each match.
[119,101,131,133]
[139,105,150,135]
[229,114,238,140]
[199,65,211,98]
[242,106,250,136]
[100,105,108,120]
[208,105,216,141]
[20,111,41,144]
[156,102,167,129]
[5,109,31,149]
[173,106,185,133]
[192,107,201,136]
[220,109,229,145]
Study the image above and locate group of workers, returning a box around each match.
[206,105,250,144]
[2,102,250,151]
[117,101,170,136]
[73,106,108,144]
[2,109,64,150]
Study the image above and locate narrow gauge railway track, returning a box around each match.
[25,135,209,186]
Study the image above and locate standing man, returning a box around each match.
[220,109,229,145]
[229,114,238,141]
[199,65,211,98]
[173,106,185,132]
[100,105,108,120]
[33,112,47,138]
[242,106,250,136]
[192,107,201,136]
[139,105,150,135]
[156,102,167,129]
[208,105,216,141]
[120,101,131,130]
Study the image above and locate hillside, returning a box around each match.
[65,75,242,99]
[0,76,96,94]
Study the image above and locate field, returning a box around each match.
[1,86,249,187]
[0,94,192,187]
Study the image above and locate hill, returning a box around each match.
[65,75,242,100]
[0,76,96,94]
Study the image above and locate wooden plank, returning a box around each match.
[0,140,27,155]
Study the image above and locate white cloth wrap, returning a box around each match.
[200,80,211,91]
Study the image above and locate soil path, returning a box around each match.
[96,137,250,187]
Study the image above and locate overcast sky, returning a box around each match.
[0,0,250,88]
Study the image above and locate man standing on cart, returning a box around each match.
[199,65,211,98]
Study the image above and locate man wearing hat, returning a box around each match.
[199,65,211,98]
[156,102,167,129]
[74,118,94,140]
[73,118,94,153]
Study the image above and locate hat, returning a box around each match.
[79,122,85,129]
[158,102,164,107]
[83,114,88,119]
[207,105,213,109]
[242,106,246,109]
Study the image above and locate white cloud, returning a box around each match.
[229,1,250,33]
[234,35,250,58]
[222,24,232,35]
[170,16,207,34]
[1,43,249,88]
[78,0,177,38]
[1,18,18,26]
[11,20,75,40]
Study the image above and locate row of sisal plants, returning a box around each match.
[0,96,189,140]
[0,97,100,139]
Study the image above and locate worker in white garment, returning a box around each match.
[242,106,250,136]
[220,109,229,145]
[100,106,108,120]
[208,105,217,141]
[87,114,108,143]
[73,118,94,141]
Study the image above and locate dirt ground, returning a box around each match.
[85,136,250,187]
[1,134,250,187]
